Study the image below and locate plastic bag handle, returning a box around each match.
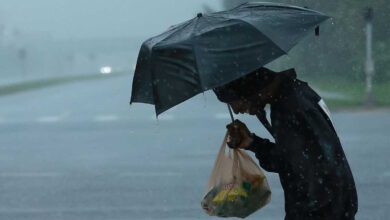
[216,131,229,160]
[206,131,229,190]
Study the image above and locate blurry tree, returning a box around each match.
[222,0,248,9]
[66,53,75,74]
[219,0,390,82]
[18,47,27,78]
[202,3,216,14]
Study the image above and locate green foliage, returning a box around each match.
[309,79,390,108]
[220,0,390,82]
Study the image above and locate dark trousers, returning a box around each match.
[284,201,356,220]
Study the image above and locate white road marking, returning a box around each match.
[0,172,62,178]
[119,171,182,177]
[36,116,62,123]
[215,113,231,120]
[94,115,119,122]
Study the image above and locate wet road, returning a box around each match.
[0,74,389,220]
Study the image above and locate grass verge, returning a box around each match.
[308,79,390,109]
[0,72,127,97]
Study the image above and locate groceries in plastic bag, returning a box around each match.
[201,132,271,218]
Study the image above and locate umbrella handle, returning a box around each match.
[227,104,242,148]
[227,104,235,123]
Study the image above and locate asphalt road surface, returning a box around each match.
[0,74,389,220]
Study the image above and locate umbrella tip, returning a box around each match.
[197,13,203,18]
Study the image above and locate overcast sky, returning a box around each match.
[0,0,222,40]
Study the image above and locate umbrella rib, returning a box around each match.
[154,19,194,48]
[191,42,204,91]
[205,40,269,53]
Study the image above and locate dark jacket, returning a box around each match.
[247,69,358,220]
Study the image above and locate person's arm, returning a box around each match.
[246,134,280,173]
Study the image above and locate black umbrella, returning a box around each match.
[130,2,329,115]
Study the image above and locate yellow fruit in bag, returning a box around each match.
[212,186,248,204]
[202,175,270,218]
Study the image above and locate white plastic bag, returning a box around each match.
[201,132,271,218]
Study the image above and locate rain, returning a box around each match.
[0,1,389,220]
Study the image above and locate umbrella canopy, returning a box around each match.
[130,2,329,115]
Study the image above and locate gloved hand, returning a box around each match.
[226,120,253,149]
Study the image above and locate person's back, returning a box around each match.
[266,72,358,219]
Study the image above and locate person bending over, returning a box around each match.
[213,67,358,220]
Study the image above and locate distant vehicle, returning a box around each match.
[100,66,112,74]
